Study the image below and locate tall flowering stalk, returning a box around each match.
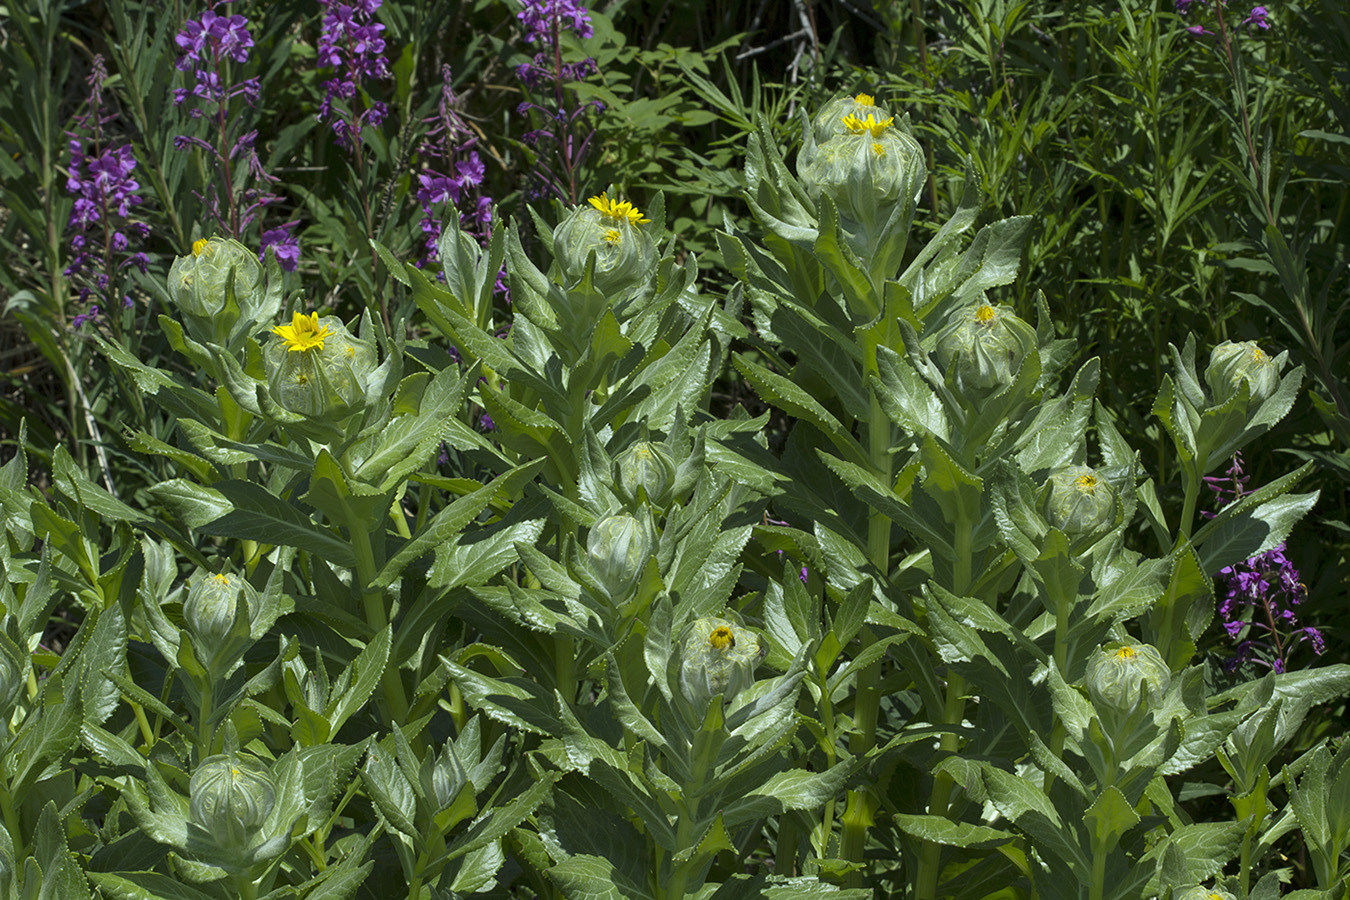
[63,55,150,334]
[173,2,297,268]
[415,66,493,268]
[514,0,601,203]
[1205,453,1325,673]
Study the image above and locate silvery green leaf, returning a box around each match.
[79,601,126,727]
[1195,491,1318,575]
[890,814,1016,849]
[86,871,219,900]
[361,743,416,837]
[719,758,858,829]
[548,853,655,900]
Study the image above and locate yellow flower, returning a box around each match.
[854,92,875,106]
[193,238,213,257]
[271,312,332,353]
[1074,472,1100,493]
[588,194,651,226]
[709,625,736,650]
[974,303,997,324]
[604,228,623,246]
[841,112,894,138]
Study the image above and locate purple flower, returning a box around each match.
[1185,23,1213,36]
[72,305,101,328]
[261,223,301,272]
[516,0,593,43]
[316,0,392,150]
[1240,6,1270,29]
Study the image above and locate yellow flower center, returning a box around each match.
[1074,473,1099,493]
[271,312,332,353]
[212,573,231,585]
[709,626,736,650]
[872,142,886,156]
[975,304,997,324]
[1251,346,1268,362]
[193,238,212,257]
[604,228,623,246]
[588,194,650,226]
[1115,646,1138,660]
[841,113,894,138]
[854,92,875,106]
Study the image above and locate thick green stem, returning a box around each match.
[776,813,800,877]
[1089,838,1107,900]
[350,518,410,724]
[915,671,966,899]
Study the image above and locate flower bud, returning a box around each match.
[934,303,1038,402]
[168,237,264,320]
[184,572,257,650]
[1085,642,1170,715]
[678,618,763,714]
[553,194,656,296]
[614,441,677,509]
[1043,466,1117,536]
[586,513,651,604]
[264,311,378,419]
[807,93,891,148]
[189,754,276,855]
[798,113,926,231]
[1205,340,1282,406]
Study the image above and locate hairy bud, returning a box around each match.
[189,754,277,856]
[934,302,1037,402]
[678,617,763,713]
[264,312,378,419]
[1085,642,1171,715]
[1043,465,1117,536]
[1205,340,1283,406]
[554,194,656,297]
[614,441,678,509]
[586,513,652,604]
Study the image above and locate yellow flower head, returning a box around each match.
[854,93,875,106]
[604,228,623,246]
[1074,473,1100,493]
[193,238,213,257]
[975,303,997,325]
[872,142,886,157]
[841,113,894,139]
[709,625,736,651]
[1251,346,1268,362]
[212,573,231,585]
[1115,646,1138,661]
[588,194,650,226]
[271,312,332,353]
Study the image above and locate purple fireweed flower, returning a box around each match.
[316,0,391,150]
[63,56,151,323]
[261,222,301,271]
[1208,453,1324,674]
[1240,6,1270,29]
[173,3,292,244]
[513,0,600,202]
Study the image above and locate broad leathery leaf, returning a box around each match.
[80,601,127,727]
[1190,461,1313,550]
[1196,491,1318,575]
[548,853,656,900]
[732,352,869,468]
[86,872,219,900]
[919,434,983,529]
[891,814,1016,849]
[445,771,558,862]
[36,801,92,900]
[720,759,858,828]
[1084,786,1140,852]
[375,461,542,589]
[429,515,545,591]
[199,480,356,567]
[326,626,390,736]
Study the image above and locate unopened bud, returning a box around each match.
[264,312,378,419]
[614,441,677,509]
[934,302,1037,402]
[553,194,656,297]
[1085,642,1170,715]
[1205,340,1283,405]
[1043,466,1117,536]
[678,618,763,713]
[586,513,651,604]
[189,754,276,855]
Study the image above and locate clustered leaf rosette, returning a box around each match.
[1042,464,1118,538]
[168,236,277,346]
[678,617,763,716]
[933,301,1038,404]
[186,753,284,872]
[1205,339,1284,406]
[182,570,260,677]
[264,311,378,420]
[553,193,656,298]
[797,93,925,269]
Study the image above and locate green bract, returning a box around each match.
[1205,340,1284,405]
[678,617,762,713]
[183,570,259,675]
[586,512,651,604]
[553,194,656,297]
[264,312,378,419]
[1043,465,1117,535]
[1085,642,1170,714]
[614,441,677,509]
[934,302,1038,401]
[168,237,263,319]
[188,754,277,858]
